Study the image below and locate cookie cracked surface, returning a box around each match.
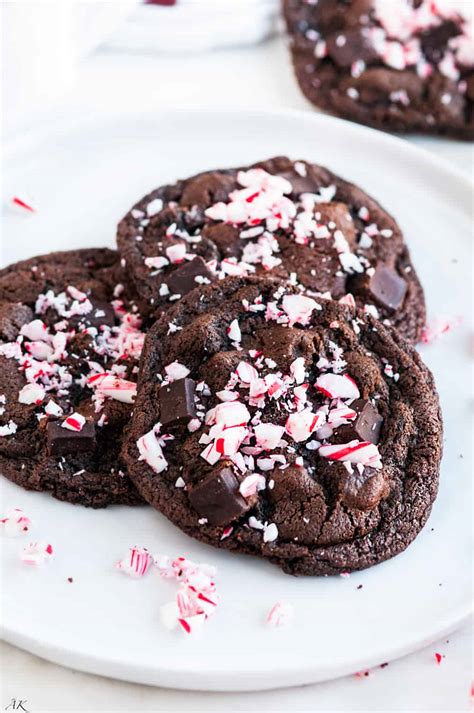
[122,276,442,575]
[283,0,474,139]
[117,156,425,343]
[0,249,144,507]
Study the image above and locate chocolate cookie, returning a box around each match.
[117,156,425,343]
[122,276,442,575]
[0,249,145,507]
[283,0,474,139]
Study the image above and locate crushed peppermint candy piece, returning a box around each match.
[21,541,53,566]
[18,383,45,405]
[164,361,190,382]
[1,508,31,536]
[137,427,168,474]
[319,440,382,469]
[266,602,294,628]
[88,373,137,403]
[0,420,18,437]
[12,195,36,213]
[281,294,320,326]
[116,546,153,578]
[239,473,266,498]
[263,522,279,543]
[61,412,86,432]
[146,198,163,217]
[227,319,242,343]
[315,373,360,400]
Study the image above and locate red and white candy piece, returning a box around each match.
[290,357,306,384]
[227,319,242,343]
[177,613,207,635]
[137,427,168,474]
[12,195,36,213]
[263,522,278,543]
[315,373,360,400]
[318,440,382,468]
[285,408,324,443]
[214,425,247,457]
[254,422,285,450]
[45,400,63,417]
[116,546,153,578]
[88,373,137,403]
[266,602,294,628]
[20,319,48,341]
[327,405,357,428]
[0,420,17,437]
[164,361,190,382]
[281,294,320,326]
[235,361,258,384]
[61,412,86,432]
[1,508,31,536]
[239,473,266,498]
[211,401,251,427]
[21,541,53,566]
[145,256,169,270]
[18,383,45,405]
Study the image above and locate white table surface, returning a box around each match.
[2,35,473,712]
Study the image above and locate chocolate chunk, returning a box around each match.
[341,467,389,510]
[350,265,407,311]
[369,266,407,310]
[421,21,460,64]
[335,399,383,445]
[256,326,316,372]
[166,257,214,296]
[46,419,96,456]
[180,173,235,207]
[188,464,251,526]
[201,223,241,258]
[326,29,377,68]
[159,378,196,427]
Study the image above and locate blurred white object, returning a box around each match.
[105,0,280,53]
[2,1,137,136]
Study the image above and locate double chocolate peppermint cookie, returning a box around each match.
[122,277,442,575]
[283,0,474,139]
[117,156,425,343]
[0,249,145,507]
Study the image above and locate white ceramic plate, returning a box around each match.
[1,110,472,691]
[105,0,279,54]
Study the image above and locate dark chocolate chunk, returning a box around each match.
[159,378,196,427]
[335,399,383,444]
[341,467,389,510]
[46,419,96,456]
[369,266,407,310]
[420,21,461,64]
[166,257,214,296]
[350,265,407,311]
[180,173,235,207]
[326,29,377,68]
[188,464,251,526]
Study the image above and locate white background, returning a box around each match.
[1,28,473,713]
